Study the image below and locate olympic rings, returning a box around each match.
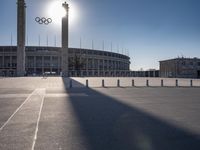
[35,17,52,25]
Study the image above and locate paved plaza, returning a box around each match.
[0,77,200,150]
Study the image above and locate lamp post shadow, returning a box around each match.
[61,78,200,150]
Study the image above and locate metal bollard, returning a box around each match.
[146,80,149,87]
[86,79,89,88]
[117,79,120,87]
[176,79,178,87]
[132,79,135,87]
[161,79,164,87]
[69,80,72,88]
[190,80,193,87]
[102,79,105,87]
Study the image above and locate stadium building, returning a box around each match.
[0,46,130,77]
[0,0,130,77]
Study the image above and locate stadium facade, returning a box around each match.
[0,46,130,77]
[0,0,131,77]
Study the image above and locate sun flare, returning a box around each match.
[48,1,66,25]
[47,1,78,26]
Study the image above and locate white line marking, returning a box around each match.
[31,89,46,150]
[0,89,36,132]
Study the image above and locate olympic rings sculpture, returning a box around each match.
[35,17,52,25]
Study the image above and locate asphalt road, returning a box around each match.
[0,77,200,150]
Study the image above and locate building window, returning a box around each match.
[198,62,200,66]
[182,61,186,65]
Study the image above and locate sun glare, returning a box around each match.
[47,1,78,26]
[48,1,66,25]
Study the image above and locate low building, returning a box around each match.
[159,57,200,78]
[130,70,160,77]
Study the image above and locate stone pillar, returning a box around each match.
[58,56,61,75]
[61,2,69,77]
[97,59,100,76]
[115,61,117,76]
[92,58,94,76]
[50,56,53,73]
[10,56,12,69]
[103,59,105,76]
[17,0,26,76]
[42,56,44,74]
[86,58,88,76]
[2,56,4,68]
[34,56,36,73]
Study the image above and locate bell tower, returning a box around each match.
[17,0,26,76]
[61,2,69,77]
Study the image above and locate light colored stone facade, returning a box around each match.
[160,58,200,78]
[0,46,130,77]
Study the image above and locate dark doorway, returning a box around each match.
[197,70,200,78]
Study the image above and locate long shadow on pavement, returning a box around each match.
[62,77,200,150]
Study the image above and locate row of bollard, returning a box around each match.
[69,79,194,88]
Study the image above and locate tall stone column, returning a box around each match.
[17,0,26,76]
[61,2,69,77]
[34,56,36,73]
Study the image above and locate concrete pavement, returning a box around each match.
[0,77,200,150]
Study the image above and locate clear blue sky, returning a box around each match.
[0,0,200,70]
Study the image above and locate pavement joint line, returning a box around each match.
[0,89,37,132]
[31,88,46,150]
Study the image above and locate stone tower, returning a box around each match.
[17,0,26,76]
[61,2,69,77]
